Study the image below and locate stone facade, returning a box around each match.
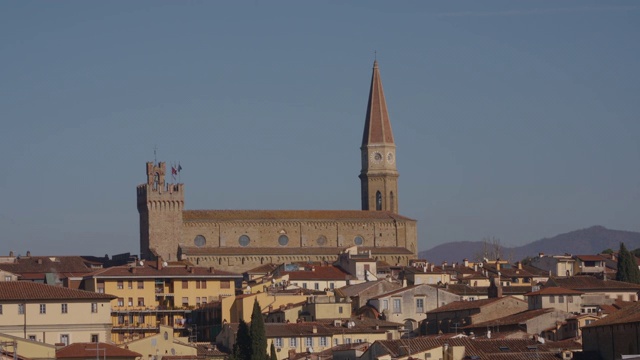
[137,62,417,273]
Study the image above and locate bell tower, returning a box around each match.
[359,61,399,213]
[137,162,184,260]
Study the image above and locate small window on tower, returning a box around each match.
[376,191,382,211]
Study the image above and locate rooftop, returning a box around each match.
[0,281,115,301]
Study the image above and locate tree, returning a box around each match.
[616,242,640,284]
[269,343,278,360]
[250,299,268,360]
[232,319,251,360]
[601,248,614,255]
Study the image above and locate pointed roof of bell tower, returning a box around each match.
[362,60,395,147]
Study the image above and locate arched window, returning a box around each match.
[153,173,160,190]
[376,191,382,211]
[390,191,395,212]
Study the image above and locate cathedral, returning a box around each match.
[137,61,418,273]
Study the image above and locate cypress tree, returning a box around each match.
[616,242,640,284]
[250,299,268,360]
[233,319,252,360]
[269,342,278,360]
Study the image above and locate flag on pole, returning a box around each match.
[171,164,177,180]
[178,163,182,173]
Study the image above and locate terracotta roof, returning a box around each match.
[282,266,353,281]
[183,210,413,221]
[464,308,555,329]
[524,286,583,296]
[582,301,640,328]
[432,284,487,296]
[180,246,413,256]
[362,60,394,146]
[0,256,95,279]
[56,343,141,358]
[336,280,402,297]
[245,263,279,275]
[427,297,525,314]
[0,281,115,301]
[225,319,395,338]
[547,275,640,290]
[88,262,241,279]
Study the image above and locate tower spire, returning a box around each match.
[359,61,399,213]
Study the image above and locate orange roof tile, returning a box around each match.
[362,60,394,146]
[57,342,141,358]
[0,281,115,301]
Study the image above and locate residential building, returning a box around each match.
[82,258,241,344]
[423,296,528,335]
[545,275,640,303]
[525,286,583,313]
[216,319,401,360]
[462,308,574,340]
[335,279,402,313]
[123,325,198,360]
[366,284,461,333]
[0,333,57,360]
[0,281,114,345]
[581,301,640,360]
[530,253,576,277]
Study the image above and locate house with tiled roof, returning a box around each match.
[545,275,640,303]
[121,325,199,360]
[360,337,577,360]
[0,281,114,346]
[216,318,401,360]
[530,253,576,277]
[463,308,574,340]
[0,252,99,288]
[402,263,453,286]
[56,342,141,360]
[366,284,460,334]
[82,258,241,344]
[581,301,640,360]
[335,279,402,311]
[272,262,358,291]
[572,254,608,276]
[525,286,583,313]
[423,297,528,335]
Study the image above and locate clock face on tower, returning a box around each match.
[370,152,383,164]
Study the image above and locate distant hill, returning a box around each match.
[419,226,640,264]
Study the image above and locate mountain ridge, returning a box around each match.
[419,226,640,264]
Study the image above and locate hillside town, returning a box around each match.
[2,5,638,360]
[1,245,640,360]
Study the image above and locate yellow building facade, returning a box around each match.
[83,260,240,344]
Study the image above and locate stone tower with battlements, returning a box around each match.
[137,162,184,260]
[360,60,399,213]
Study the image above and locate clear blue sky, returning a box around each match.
[1,1,639,257]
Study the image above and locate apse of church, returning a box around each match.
[136,62,417,272]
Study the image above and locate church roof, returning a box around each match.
[182,209,414,222]
[362,60,394,146]
[180,246,413,256]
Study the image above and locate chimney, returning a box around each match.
[157,256,163,270]
[517,261,522,270]
[130,267,136,274]
[37,258,42,265]
[539,252,544,258]
[312,325,317,334]
[288,349,296,359]
[209,267,215,274]
[463,259,469,268]
[495,262,500,271]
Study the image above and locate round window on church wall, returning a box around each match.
[278,235,289,246]
[354,236,364,246]
[316,235,327,246]
[194,235,206,247]
[239,235,250,247]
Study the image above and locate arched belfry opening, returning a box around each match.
[153,173,160,191]
[376,191,382,211]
